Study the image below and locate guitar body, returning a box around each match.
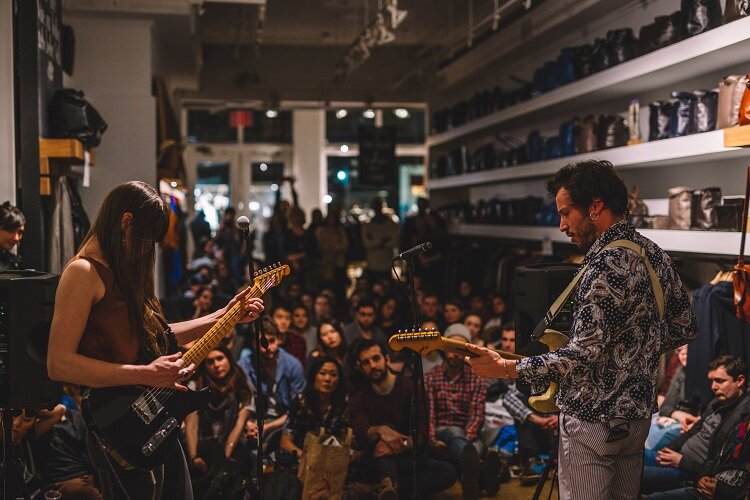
[83,385,211,470]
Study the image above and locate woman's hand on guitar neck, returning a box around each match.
[221,287,265,324]
[464,343,518,380]
[143,352,195,391]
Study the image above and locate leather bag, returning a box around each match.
[682,0,723,37]
[733,166,750,323]
[690,90,718,133]
[739,75,750,126]
[669,92,695,137]
[49,89,108,148]
[572,44,594,79]
[668,186,694,230]
[649,100,672,140]
[717,75,748,129]
[575,115,598,153]
[691,187,722,229]
[598,114,629,149]
[606,28,637,66]
[725,0,750,23]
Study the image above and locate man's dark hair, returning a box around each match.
[445,298,465,310]
[271,303,291,314]
[254,316,278,341]
[0,202,25,231]
[708,355,748,380]
[356,298,376,312]
[546,160,628,216]
[353,338,386,362]
[501,322,515,332]
[422,289,440,301]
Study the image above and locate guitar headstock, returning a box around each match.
[253,263,291,291]
[388,328,444,355]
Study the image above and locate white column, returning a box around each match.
[0,0,15,204]
[292,110,326,217]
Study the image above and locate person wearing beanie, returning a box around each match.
[424,323,492,498]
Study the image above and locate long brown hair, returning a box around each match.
[80,181,170,354]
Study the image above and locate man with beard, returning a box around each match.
[343,299,387,346]
[466,160,697,499]
[238,317,305,450]
[425,324,492,499]
[349,339,456,500]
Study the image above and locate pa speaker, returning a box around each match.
[0,270,61,409]
[512,263,578,353]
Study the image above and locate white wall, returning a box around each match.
[0,0,15,204]
[64,16,156,216]
[292,110,326,217]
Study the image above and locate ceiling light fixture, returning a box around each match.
[363,109,376,119]
[335,109,348,119]
[394,108,410,119]
[340,144,350,153]
[265,109,278,118]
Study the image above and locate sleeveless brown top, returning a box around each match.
[76,257,141,364]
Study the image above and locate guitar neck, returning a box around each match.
[440,337,525,360]
[182,284,262,367]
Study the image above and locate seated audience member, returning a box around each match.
[309,321,348,367]
[420,291,445,330]
[213,259,240,298]
[185,345,254,475]
[344,299,387,346]
[425,324,494,499]
[28,405,103,500]
[280,356,349,458]
[469,293,489,322]
[419,319,444,375]
[290,304,318,357]
[349,339,457,499]
[313,293,333,326]
[273,304,306,367]
[378,295,400,339]
[498,326,556,486]
[443,298,465,326]
[641,355,750,496]
[483,293,508,332]
[457,279,473,302]
[0,200,25,271]
[192,285,216,319]
[238,317,306,450]
[463,313,485,347]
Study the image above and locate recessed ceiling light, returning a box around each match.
[394,108,410,119]
[335,109,348,119]
[363,108,375,119]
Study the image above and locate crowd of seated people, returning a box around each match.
[10,199,750,500]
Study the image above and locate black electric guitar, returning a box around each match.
[82,263,290,470]
[388,328,568,413]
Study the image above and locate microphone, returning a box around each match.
[236,215,251,231]
[396,241,432,260]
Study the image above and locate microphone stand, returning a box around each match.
[240,227,266,497]
[394,252,423,500]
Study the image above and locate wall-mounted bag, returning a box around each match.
[682,0,723,37]
[733,166,750,323]
[649,100,672,140]
[49,89,108,148]
[691,187,722,229]
[690,89,718,133]
[669,92,695,137]
[724,0,750,23]
[739,76,750,125]
[668,186,693,229]
[717,75,747,129]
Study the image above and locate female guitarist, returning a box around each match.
[47,181,264,500]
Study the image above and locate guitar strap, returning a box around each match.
[531,239,665,341]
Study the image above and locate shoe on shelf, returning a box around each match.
[519,458,543,487]
[482,448,502,496]
[375,477,398,500]
[460,444,481,500]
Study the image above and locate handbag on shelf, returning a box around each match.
[690,90,718,133]
[733,166,750,323]
[691,187,722,229]
[649,100,673,140]
[738,76,750,126]
[668,186,694,230]
[724,0,750,23]
[575,115,599,153]
[669,92,695,137]
[717,74,747,129]
[682,0,723,37]
[49,88,108,148]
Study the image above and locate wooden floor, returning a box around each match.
[433,476,557,500]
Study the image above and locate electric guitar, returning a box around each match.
[388,328,568,413]
[82,263,290,470]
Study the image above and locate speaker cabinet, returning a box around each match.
[513,263,578,353]
[0,270,61,409]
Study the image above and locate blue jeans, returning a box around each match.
[641,465,689,494]
[374,452,457,496]
[436,426,485,467]
[647,487,701,499]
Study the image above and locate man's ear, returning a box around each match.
[738,374,746,389]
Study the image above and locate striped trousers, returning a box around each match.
[558,414,650,500]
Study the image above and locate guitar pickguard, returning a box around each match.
[131,390,165,424]
[142,417,178,456]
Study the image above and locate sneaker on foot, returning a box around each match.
[482,449,502,496]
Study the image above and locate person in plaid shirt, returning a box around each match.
[425,323,488,499]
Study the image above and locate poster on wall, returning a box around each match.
[37,0,63,136]
[358,125,397,186]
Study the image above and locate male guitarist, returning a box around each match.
[47,182,264,500]
[466,161,697,500]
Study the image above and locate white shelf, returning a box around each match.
[427,130,750,191]
[448,224,745,256]
[427,17,750,148]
